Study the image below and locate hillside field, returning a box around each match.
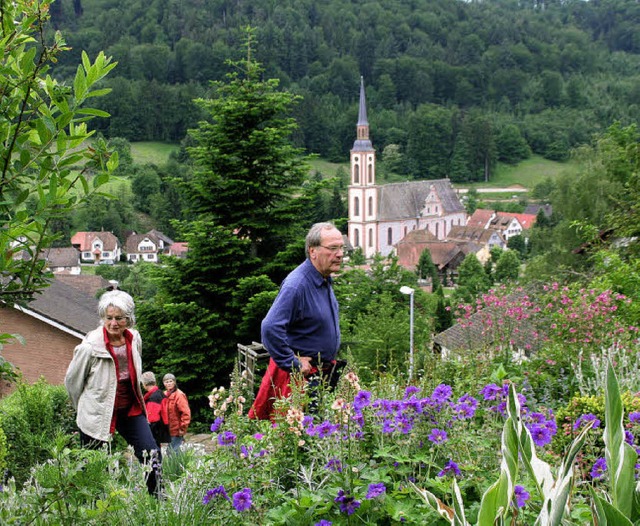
[130,142,574,191]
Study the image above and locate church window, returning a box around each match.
[435,222,439,237]
[354,164,360,184]
[368,228,373,247]
[354,229,360,247]
[368,196,373,216]
[367,164,373,183]
[387,228,392,245]
[354,196,360,215]
[404,226,408,236]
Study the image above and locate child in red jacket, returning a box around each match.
[141,371,170,448]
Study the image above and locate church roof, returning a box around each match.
[378,179,465,221]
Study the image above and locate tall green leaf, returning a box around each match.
[603,361,638,520]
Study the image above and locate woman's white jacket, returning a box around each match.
[64,327,144,442]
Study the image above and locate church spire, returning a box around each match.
[358,76,368,127]
[353,76,373,151]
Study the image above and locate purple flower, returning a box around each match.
[573,413,601,431]
[217,431,237,446]
[437,459,461,477]
[453,394,478,419]
[353,390,372,410]
[253,433,264,440]
[480,383,501,401]
[341,499,361,515]
[528,412,547,423]
[528,423,552,447]
[335,489,361,514]
[210,417,224,433]
[428,428,448,445]
[365,482,386,499]
[431,384,453,404]
[626,430,635,446]
[630,412,640,424]
[396,415,414,434]
[404,385,420,398]
[315,521,332,526]
[232,488,252,512]
[315,420,338,438]
[381,419,395,433]
[591,457,607,479]
[513,485,530,508]
[325,458,343,472]
[202,485,229,504]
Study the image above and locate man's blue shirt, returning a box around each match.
[261,258,340,371]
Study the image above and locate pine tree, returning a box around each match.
[186,29,310,259]
[416,249,441,292]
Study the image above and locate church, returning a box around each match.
[347,79,468,259]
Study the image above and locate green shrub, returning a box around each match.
[0,379,75,486]
[0,426,7,477]
[553,391,640,452]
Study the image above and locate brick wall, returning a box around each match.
[1,307,83,397]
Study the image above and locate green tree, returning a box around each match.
[507,234,527,259]
[494,249,521,283]
[455,253,492,303]
[434,287,453,334]
[137,33,317,416]
[416,249,441,292]
[1,0,116,379]
[186,30,310,259]
[1,1,116,306]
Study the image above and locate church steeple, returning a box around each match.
[353,76,373,151]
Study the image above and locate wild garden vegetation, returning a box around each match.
[2,0,640,524]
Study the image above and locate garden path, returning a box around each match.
[184,432,216,454]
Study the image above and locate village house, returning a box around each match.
[467,209,537,241]
[446,225,506,263]
[125,230,172,263]
[41,247,81,274]
[395,229,469,285]
[168,241,189,258]
[0,277,101,396]
[71,230,121,265]
[347,78,467,258]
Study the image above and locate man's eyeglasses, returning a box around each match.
[105,316,127,323]
[319,245,345,253]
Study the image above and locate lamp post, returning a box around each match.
[399,286,415,380]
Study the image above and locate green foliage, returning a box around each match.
[0,381,76,486]
[416,248,441,292]
[186,29,310,259]
[454,254,492,304]
[0,0,116,309]
[0,425,7,476]
[494,250,521,284]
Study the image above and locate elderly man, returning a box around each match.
[249,222,344,420]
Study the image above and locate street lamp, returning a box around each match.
[399,286,415,380]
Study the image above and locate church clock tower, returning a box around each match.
[348,77,378,258]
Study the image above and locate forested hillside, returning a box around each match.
[48,0,640,182]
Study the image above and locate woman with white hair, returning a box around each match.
[64,289,161,495]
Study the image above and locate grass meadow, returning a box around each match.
[132,142,574,193]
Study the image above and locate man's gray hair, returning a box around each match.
[141,371,156,386]
[305,222,337,257]
[98,289,136,327]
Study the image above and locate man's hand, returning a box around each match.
[298,356,313,376]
